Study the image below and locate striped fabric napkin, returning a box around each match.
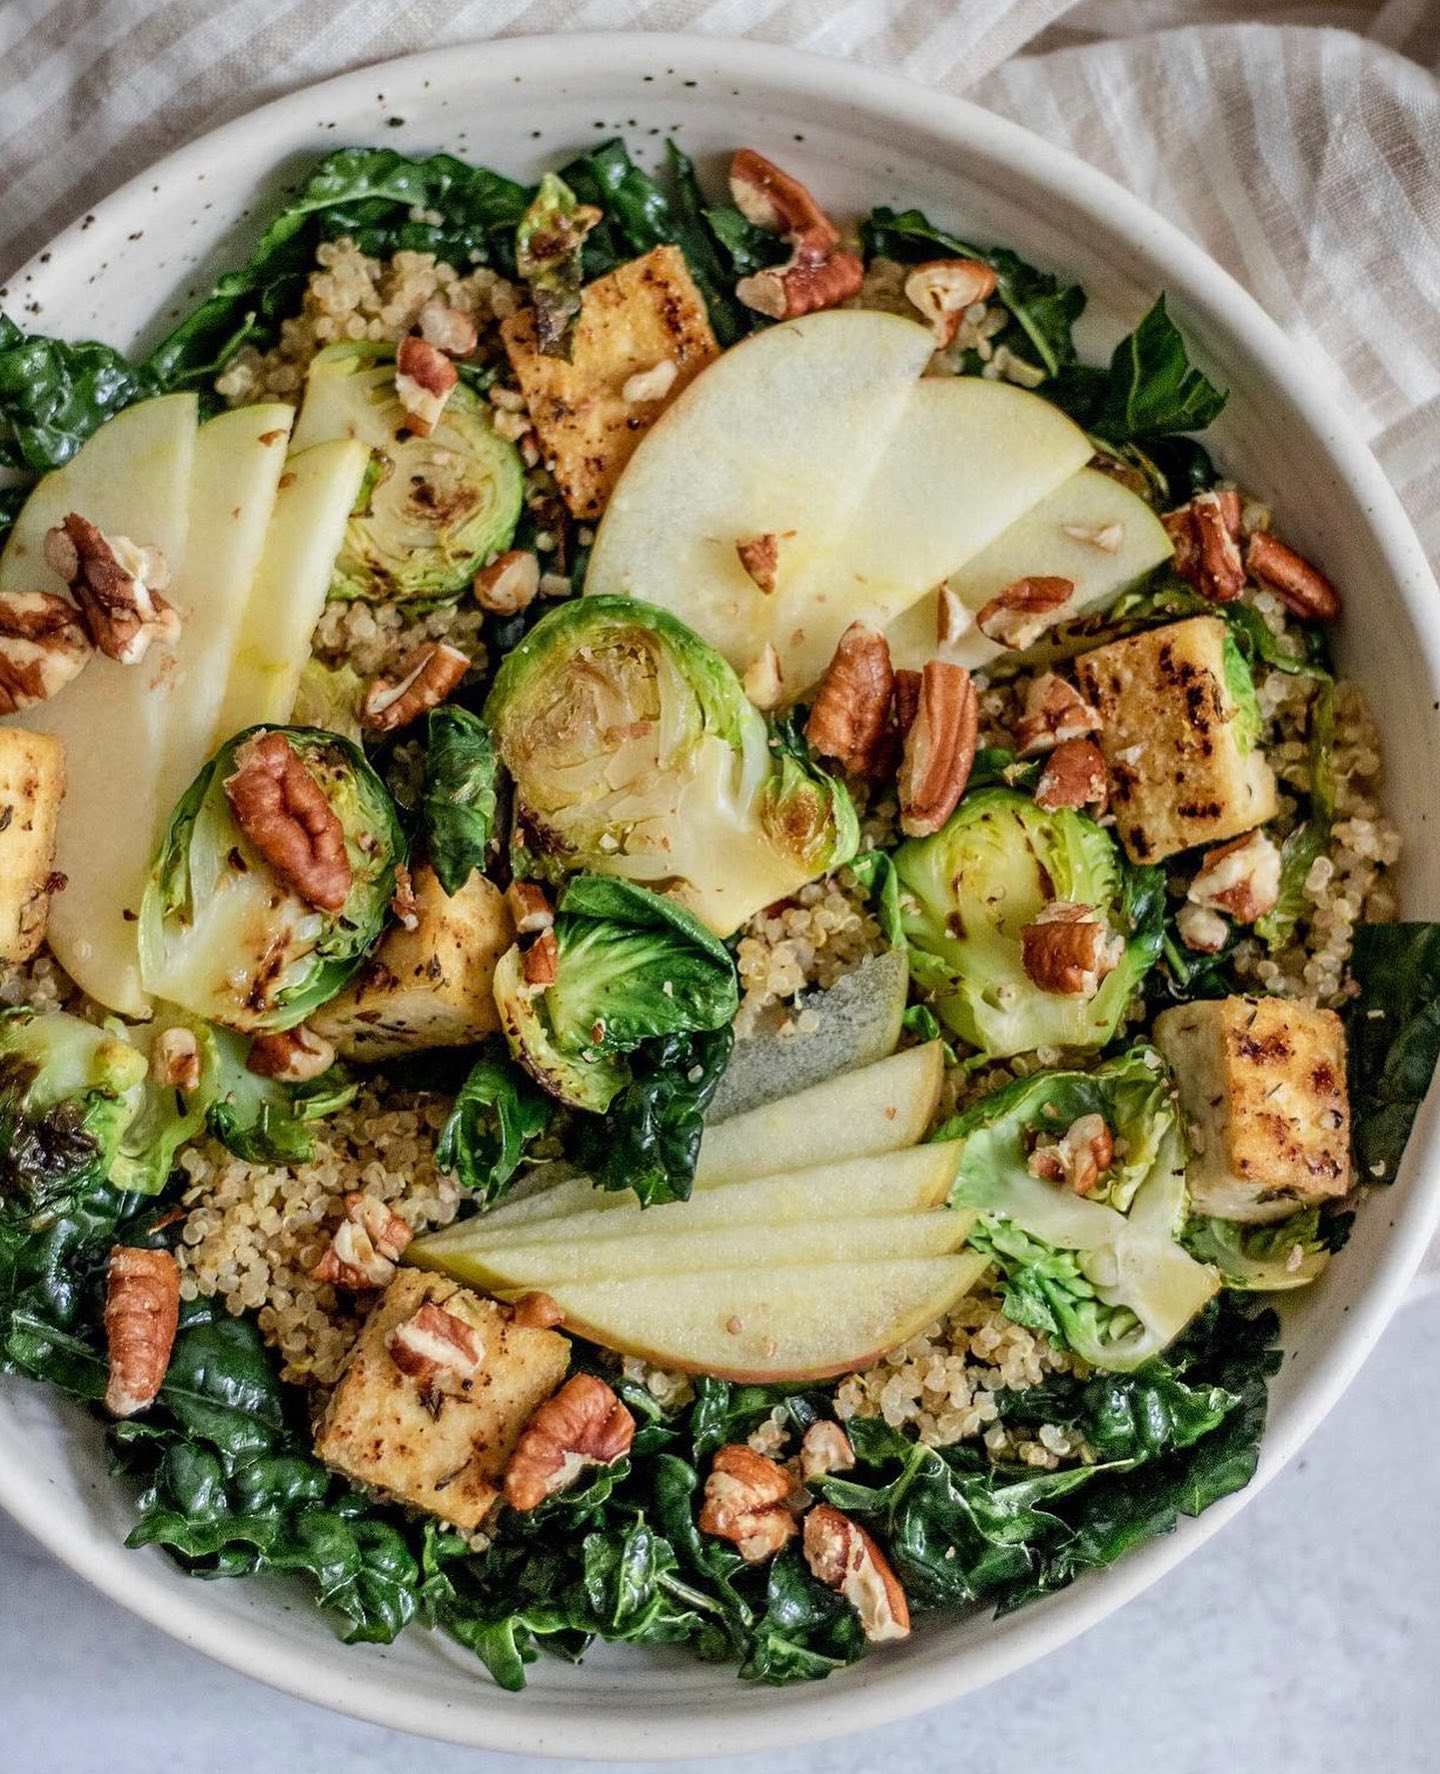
[2,0,1438,1273]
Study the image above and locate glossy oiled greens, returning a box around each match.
[936,1047,1218,1371]
[895,788,1164,1060]
[486,597,857,936]
[139,727,406,1033]
[420,707,499,896]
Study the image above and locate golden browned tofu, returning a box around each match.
[1075,616,1277,863]
[1154,995,1351,1223]
[0,728,66,962]
[314,1268,570,1532]
[502,244,719,519]
[311,867,512,1062]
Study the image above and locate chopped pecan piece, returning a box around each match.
[803,1503,910,1642]
[362,642,469,733]
[935,584,970,651]
[1245,531,1341,620]
[622,358,679,404]
[223,730,352,913]
[736,532,781,596]
[521,927,560,988]
[503,1373,635,1510]
[395,334,458,436]
[892,667,922,738]
[1019,901,1124,997]
[1035,737,1109,814]
[1176,901,1229,954]
[904,258,999,347]
[44,514,179,665]
[1187,828,1282,923]
[898,660,978,837]
[976,575,1073,650]
[799,1420,855,1481]
[1015,672,1100,757]
[310,1192,412,1290]
[806,622,895,776]
[1030,1112,1115,1197]
[729,149,865,320]
[416,298,479,358]
[390,863,420,931]
[104,1246,180,1417]
[0,589,93,713]
[742,641,785,711]
[699,1444,799,1564]
[508,1291,564,1331]
[150,1025,201,1091]
[1164,489,1245,603]
[246,1023,335,1083]
[506,879,554,935]
[473,549,541,616]
[386,1299,483,1398]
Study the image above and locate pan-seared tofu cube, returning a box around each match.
[501,244,719,519]
[0,728,66,962]
[1154,995,1351,1223]
[311,866,512,1062]
[314,1268,569,1532]
[1075,616,1277,863]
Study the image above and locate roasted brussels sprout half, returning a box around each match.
[293,341,523,603]
[485,596,859,936]
[139,726,406,1033]
[895,787,1164,1059]
[939,1045,1218,1370]
[494,874,739,1112]
[1182,1208,1333,1292]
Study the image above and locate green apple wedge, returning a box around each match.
[488,1252,992,1383]
[412,1206,978,1292]
[213,436,371,738]
[886,465,1173,672]
[0,395,198,1015]
[410,1141,965,1268]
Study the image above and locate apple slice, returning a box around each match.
[418,1207,975,1293]
[1,395,198,1014]
[886,465,1174,671]
[497,1251,991,1382]
[215,437,370,735]
[411,1143,965,1261]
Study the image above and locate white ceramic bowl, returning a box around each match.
[2,32,1437,1759]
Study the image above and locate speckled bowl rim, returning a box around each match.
[2,31,1439,1760]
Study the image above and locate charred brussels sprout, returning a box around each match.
[485,596,858,936]
[293,341,523,603]
[895,787,1163,1060]
[139,727,406,1033]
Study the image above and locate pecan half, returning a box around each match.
[1164,488,1245,603]
[362,642,469,733]
[521,927,560,988]
[395,334,458,436]
[417,298,479,357]
[506,879,554,935]
[387,1299,483,1399]
[975,575,1073,650]
[1035,737,1109,814]
[1176,901,1229,954]
[223,731,352,913]
[805,622,894,775]
[736,532,781,595]
[151,1026,201,1092]
[44,514,179,665]
[503,1374,635,1511]
[729,149,865,320]
[1245,530,1341,620]
[1187,828,1281,923]
[742,641,785,711]
[1015,672,1100,757]
[310,1192,412,1290]
[0,589,92,713]
[803,1503,910,1642]
[1019,901,1125,997]
[904,258,999,347]
[898,660,978,837]
[104,1246,180,1417]
[246,1023,335,1083]
[699,1444,799,1564]
[1030,1112,1115,1197]
[799,1420,855,1482]
[474,549,541,616]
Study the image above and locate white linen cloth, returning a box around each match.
[1,0,1438,1269]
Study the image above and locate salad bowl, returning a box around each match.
[1,31,1438,1759]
